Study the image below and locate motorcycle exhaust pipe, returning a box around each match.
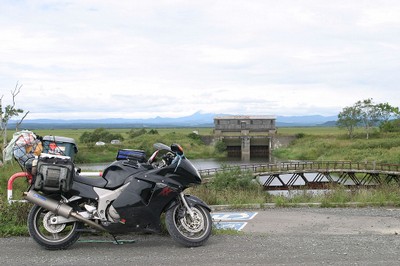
[24,190,106,232]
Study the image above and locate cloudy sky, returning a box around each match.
[1,0,400,120]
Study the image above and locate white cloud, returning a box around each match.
[1,0,400,120]
[358,6,400,27]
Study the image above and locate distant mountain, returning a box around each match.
[276,115,338,127]
[10,112,338,129]
[318,120,338,127]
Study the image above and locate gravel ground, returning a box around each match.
[2,207,400,265]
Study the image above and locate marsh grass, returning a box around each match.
[192,181,400,209]
[0,198,31,236]
[191,186,267,206]
[273,131,400,163]
[265,184,400,208]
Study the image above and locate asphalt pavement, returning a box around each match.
[2,207,400,265]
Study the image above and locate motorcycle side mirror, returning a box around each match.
[147,150,159,164]
[171,143,184,156]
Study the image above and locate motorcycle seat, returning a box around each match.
[73,174,107,188]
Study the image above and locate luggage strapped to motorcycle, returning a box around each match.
[33,154,75,193]
[116,149,146,162]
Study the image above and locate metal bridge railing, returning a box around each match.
[198,161,400,177]
[197,161,400,190]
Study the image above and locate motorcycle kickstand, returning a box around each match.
[110,234,121,245]
[109,234,136,245]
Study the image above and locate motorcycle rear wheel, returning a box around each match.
[27,204,82,250]
[165,204,212,247]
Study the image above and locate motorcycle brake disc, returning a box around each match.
[180,209,203,233]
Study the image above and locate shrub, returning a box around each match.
[209,165,258,191]
[79,128,124,143]
[214,140,227,153]
[127,128,147,138]
[148,129,159,135]
[380,119,400,133]
[187,132,201,141]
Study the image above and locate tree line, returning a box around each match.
[337,98,400,139]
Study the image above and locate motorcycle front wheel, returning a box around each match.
[165,204,212,247]
[27,204,82,250]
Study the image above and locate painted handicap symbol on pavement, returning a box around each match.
[212,212,258,221]
[214,222,248,231]
[212,212,258,231]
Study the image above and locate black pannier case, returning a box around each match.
[34,156,75,193]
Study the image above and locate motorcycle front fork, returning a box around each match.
[179,192,195,219]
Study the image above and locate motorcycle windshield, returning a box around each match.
[173,157,202,184]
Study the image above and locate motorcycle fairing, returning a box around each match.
[69,181,99,199]
[150,158,202,187]
[102,160,149,189]
[71,160,148,195]
[109,171,182,233]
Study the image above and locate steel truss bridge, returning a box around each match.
[198,161,400,190]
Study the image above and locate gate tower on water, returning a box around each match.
[213,115,276,160]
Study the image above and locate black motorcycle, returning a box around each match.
[24,143,212,250]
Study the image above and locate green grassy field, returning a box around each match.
[273,130,400,163]
[276,126,365,136]
[27,127,215,141]
[6,127,217,163]
[6,126,400,163]
[9,126,356,141]
[278,126,341,135]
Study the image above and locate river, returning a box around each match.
[77,158,271,172]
